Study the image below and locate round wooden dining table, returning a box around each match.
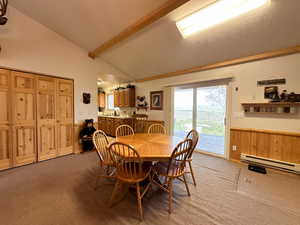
[116,133,182,161]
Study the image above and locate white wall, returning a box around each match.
[136,53,300,132]
[0,6,128,123]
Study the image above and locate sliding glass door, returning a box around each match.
[196,85,227,156]
[173,88,194,139]
[173,84,228,157]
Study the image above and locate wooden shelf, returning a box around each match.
[242,102,300,106]
[136,106,149,111]
[244,111,297,115]
[242,102,299,115]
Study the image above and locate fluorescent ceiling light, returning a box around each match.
[176,0,269,38]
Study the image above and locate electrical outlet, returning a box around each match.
[232,145,237,151]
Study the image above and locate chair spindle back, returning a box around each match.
[148,124,166,134]
[93,130,110,163]
[116,125,135,137]
[186,130,199,159]
[108,142,144,180]
[167,139,193,177]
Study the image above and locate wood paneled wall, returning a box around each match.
[230,128,300,164]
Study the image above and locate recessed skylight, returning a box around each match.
[176,0,270,38]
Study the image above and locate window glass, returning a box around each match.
[107,94,114,109]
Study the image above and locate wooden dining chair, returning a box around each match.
[148,123,166,134]
[152,139,193,213]
[185,130,199,186]
[108,142,152,220]
[92,130,115,189]
[116,124,135,137]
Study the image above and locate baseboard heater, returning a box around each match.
[240,154,300,174]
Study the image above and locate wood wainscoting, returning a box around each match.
[230,128,300,164]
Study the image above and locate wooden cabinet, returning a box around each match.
[0,69,12,170]
[37,76,57,161]
[98,117,133,137]
[124,88,135,107]
[99,117,165,137]
[133,119,164,133]
[56,79,74,156]
[0,68,74,171]
[12,72,37,167]
[98,92,106,108]
[114,90,119,107]
[119,89,125,107]
[113,88,135,108]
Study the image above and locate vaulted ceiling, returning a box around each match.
[10,0,300,81]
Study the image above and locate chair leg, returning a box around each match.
[109,180,120,207]
[168,178,173,214]
[106,165,112,176]
[189,160,197,186]
[182,173,191,196]
[136,182,143,220]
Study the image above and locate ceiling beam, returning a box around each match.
[88,0,191,59]
[136,45,300,83]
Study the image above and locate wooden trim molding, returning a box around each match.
[231,127,300,137]
[0,66,74,81]
[136,45,300,83]
[88,0,190,58]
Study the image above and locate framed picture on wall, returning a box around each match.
[83,93,91,104]
[150,91,163,110]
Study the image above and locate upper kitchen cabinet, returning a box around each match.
[124,87,135,107]
[114,90,120,107]
[98,92,106,108]
[114,87,135,108]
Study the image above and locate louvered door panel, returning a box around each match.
[37,76,57,161]
[56,79,74,156]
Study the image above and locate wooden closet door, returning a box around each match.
[11,72,36,166]
[0,69,12,170]
[37,76,57,161]
[56,79,74,156]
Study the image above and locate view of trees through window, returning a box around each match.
[174,85,227,155]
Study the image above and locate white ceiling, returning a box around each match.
[10,0,300,80]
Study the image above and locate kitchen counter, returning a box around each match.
[98,116,134,136]
[98,116,165,137]
[99,115,133,119]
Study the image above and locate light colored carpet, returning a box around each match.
[0,152,299,225]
